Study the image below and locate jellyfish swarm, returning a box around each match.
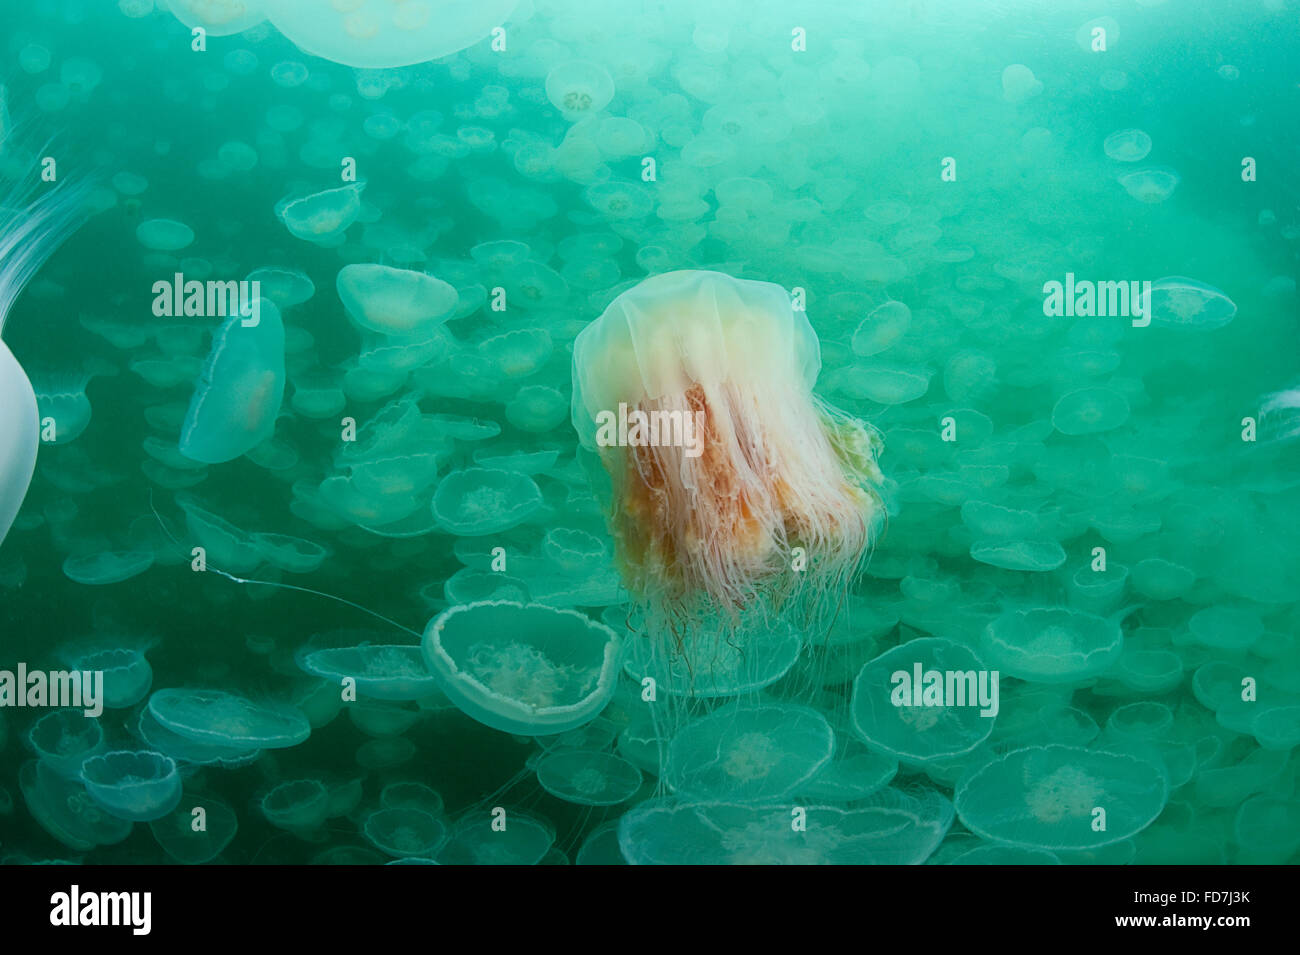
[0,102,90,544]
[570,270,884,627]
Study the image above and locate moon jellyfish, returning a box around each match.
[802,745,898,801]
[1140,276,1237,330]
[431,467,543,535]
[251,531,327,573]
[506,385,568,432]
[1130,558,1195,600]
[179,297,285,464]
[949,846,1060,865]
[619,790,952,865]
[381,781,444,817]
[28,709,105,779]
[136,706,259,767]
[336,264,458,336]
[546,61,616,121]
[535,750,642,806]
[264,0,519,69]
[1066,562,1129,614]
[80,751,182,822]
[667,703,834,802]
[1103,128,1152,162]
[1051,387,1129,435]
[176,495,263,573]
[421,600,622,735]
[298,645,437,701]
[149,793,238,864]
[20,760,132,851]
[1187,605,1263,651]
[363,808,447,858]
[61,646,153,708]
[62,550,154,585]
[502,259,569,308]
[575,821,627,865]
[969,539,1066,572]
[622,610,802,698]
[438,810,555,865]
[261,779,330,833]
[29,370,93,443]
[136,218,194,251]
[1118,167,1180,203]
[246,266,314,308]
[981,607,1124,684]
[277,183,364,245]
[584,181,654,221]
[955,744,1167,850]
[851,300,911,356]
[829,362,931,404]
[166,0,266,36]
[0,114,90,545]
[147,688,311,750]
[570,270,884,631]
[850,638,995,763]
[270,61,309,89]
[350,700,420,737]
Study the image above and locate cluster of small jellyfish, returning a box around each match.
[0,0,1297,865]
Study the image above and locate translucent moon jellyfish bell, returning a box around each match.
[264,0,520,69]
[570,270,885,628]
[0,105,91,545]
[80,750,182,822]
[421,600,622,736]
[179,297,285,464]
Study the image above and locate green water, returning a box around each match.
[0,0,1297,865]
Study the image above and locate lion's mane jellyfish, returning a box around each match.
[570,269,885,641]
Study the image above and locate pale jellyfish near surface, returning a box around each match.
[0,94,92,545]
[263,0,520,69]
[164,0,266,37]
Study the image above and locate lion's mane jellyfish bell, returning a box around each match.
[571,269,885,628]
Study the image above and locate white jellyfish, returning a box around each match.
[0,102,90,544]
[263,0,519,69]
